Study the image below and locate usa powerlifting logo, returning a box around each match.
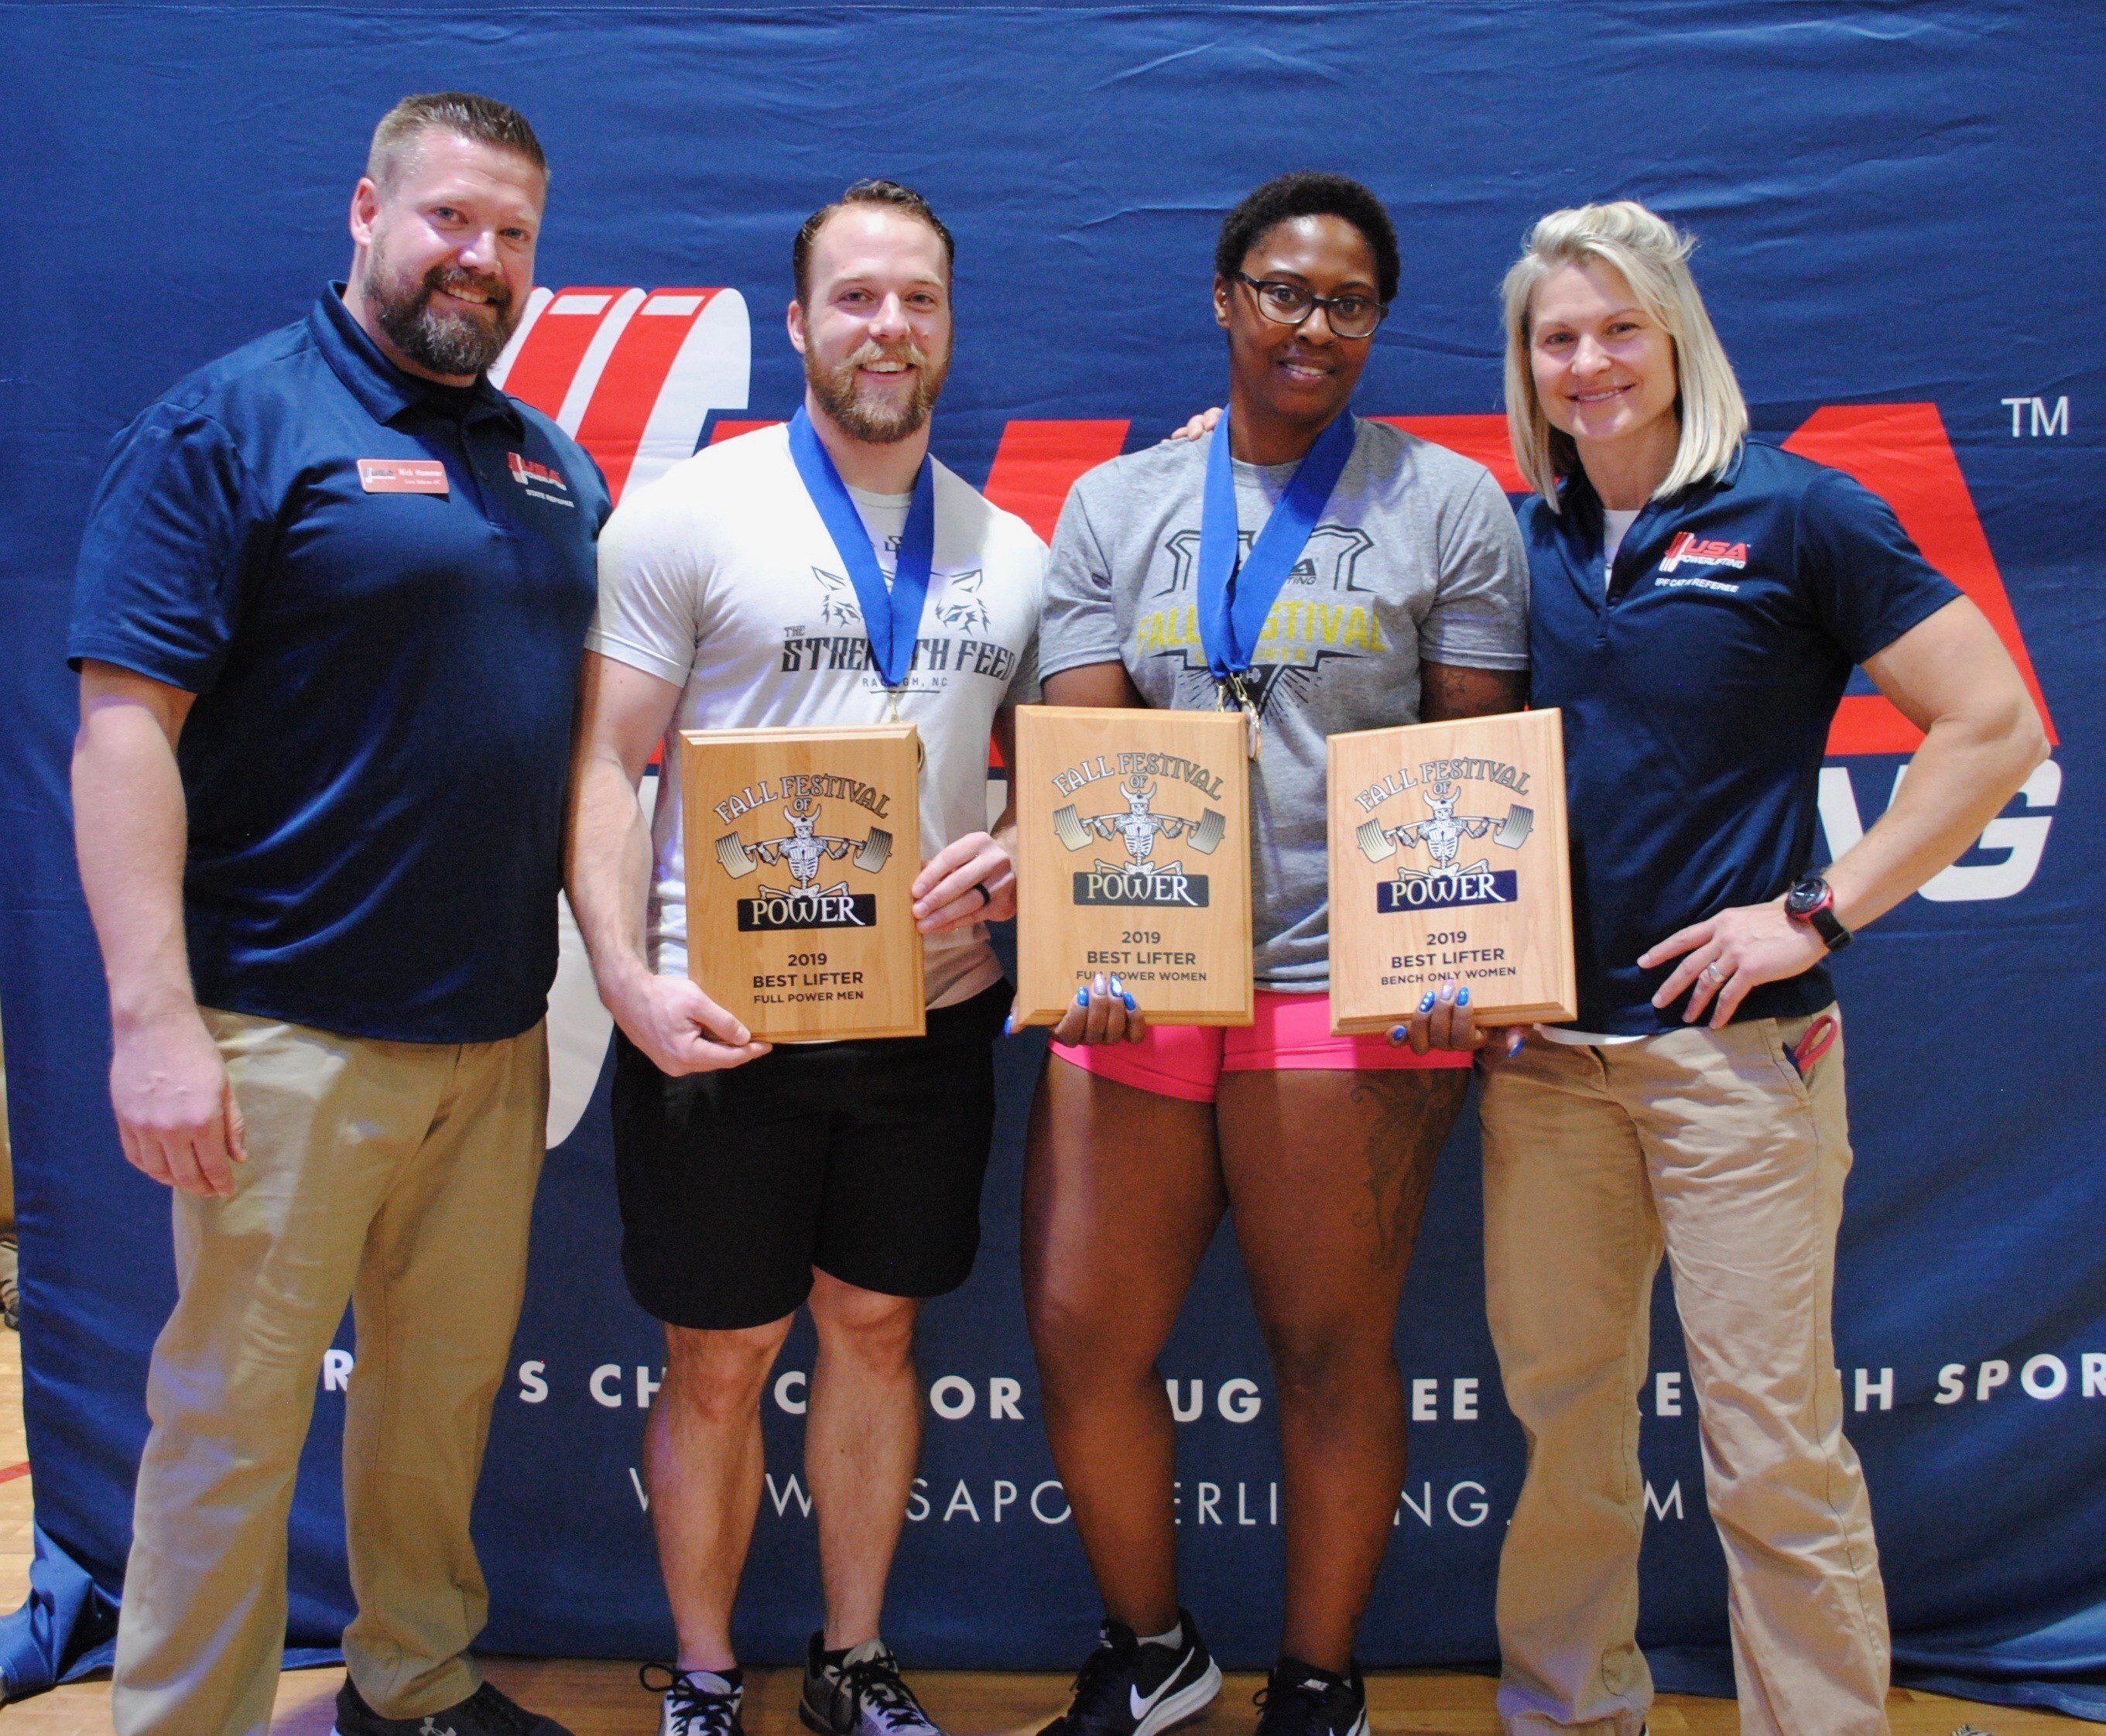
[488,285,752,502]
[1049,752,1228,909]
[711,777,895,932]
[1658,530,1748,572]
[1352,757,1535,913]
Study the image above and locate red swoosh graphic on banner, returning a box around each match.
[1782,403,2056,752]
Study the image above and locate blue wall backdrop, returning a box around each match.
[2,0,2104,1721]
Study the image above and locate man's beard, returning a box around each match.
[362,253,519,379]
[805,337,950,443]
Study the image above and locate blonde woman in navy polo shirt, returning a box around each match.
[1401,202,2046,1735]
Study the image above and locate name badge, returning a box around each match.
[358,459,449,495]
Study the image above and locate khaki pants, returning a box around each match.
[113,1010,549,1736]
[1481,1009,1889,1736]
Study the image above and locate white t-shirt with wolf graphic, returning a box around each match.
[587,421,1046,1008]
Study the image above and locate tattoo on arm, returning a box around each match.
[1420,662,1526,724]
[1349,1073,1471,1272]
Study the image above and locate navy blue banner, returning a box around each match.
[2,2,2103,1721]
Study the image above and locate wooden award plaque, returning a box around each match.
[678,723,925,1043]
[1327,708,1576,1032]
[1014,706,1253,1028]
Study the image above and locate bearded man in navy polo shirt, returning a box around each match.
[68,94,605,1736]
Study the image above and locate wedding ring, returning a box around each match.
[973,883,993,907]
[1700,962,1726,984]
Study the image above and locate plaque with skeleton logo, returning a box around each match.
[1014,706,1252,1026]
[1327,709,1576,1031]
[679,723,925,1041]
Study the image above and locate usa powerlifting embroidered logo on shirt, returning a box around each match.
[1658,531,1748,572]
[507,450,575,507]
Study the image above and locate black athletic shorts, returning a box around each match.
[611,980,1010,1330]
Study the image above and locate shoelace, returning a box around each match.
[1251,1674,1349,1733]
[639,1664,741,1736]
[1058,1633,1142,1729]
[837,1652,934,1733]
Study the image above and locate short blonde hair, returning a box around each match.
[1500,200,1747,509]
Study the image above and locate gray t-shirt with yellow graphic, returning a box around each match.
[1040,417,1529,990]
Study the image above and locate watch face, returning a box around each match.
[1786,878,1828,917]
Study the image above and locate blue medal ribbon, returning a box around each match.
[1197,409,1358,683]
[787,406,936,692]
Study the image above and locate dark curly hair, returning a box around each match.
[794,179,954,303]
[1214,172,1399,306]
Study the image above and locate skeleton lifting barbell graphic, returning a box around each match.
[1052,774,1226,869]
[714,795,893,885]
[1357,779,1532,882]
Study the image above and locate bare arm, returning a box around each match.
[1419,661,1526,724]
[72,660,245,1197]
[1829,597,2049,927]
[1043,661,1145,709]
[1645,596,2049,1023]
[563,650,770,1073]
[913,705,1022,935]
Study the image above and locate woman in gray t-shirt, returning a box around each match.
[1023,174,1529,1736]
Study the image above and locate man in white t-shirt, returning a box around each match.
[565,181,1045,1736]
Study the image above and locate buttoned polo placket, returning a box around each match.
[1550,451,1751,636]
[309,286,533,584]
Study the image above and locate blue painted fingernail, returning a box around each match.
[1076,989,1089,1007]
[1418,991,1437,1013]
[1389,1025,1409,1046]
[1109,975,1124,995]
[1505,1029,1526,1056]
[1457,986,1471,1008]
[1122,993,1137,1011]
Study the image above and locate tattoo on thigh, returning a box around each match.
[1350,1075,1465,1272]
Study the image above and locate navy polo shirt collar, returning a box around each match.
[1555,441,1746,524]
[309,282,522,434]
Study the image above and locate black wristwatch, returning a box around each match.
[1785,875,1852,952]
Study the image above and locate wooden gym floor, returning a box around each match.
[0,1330,2073,1733]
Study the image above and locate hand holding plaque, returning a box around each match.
[1327,709,1577,1032]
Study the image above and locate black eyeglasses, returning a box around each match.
[1234,272,1388,341]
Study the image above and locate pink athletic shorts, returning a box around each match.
[1050,989,1471,1104]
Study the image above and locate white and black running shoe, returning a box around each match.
[1038,1611,1222,1736]
[639,1663,746,1736]
[800,1636,945,1736]
[1252,1659,1367,1736]
[334,1677,573,1736]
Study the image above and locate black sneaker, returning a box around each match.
[639,1663,745,1736]
[334,1677,574,1736]
[800,1636,944,1736]
[1039,1611,1221,1736]
[1252,1659,1366,1736]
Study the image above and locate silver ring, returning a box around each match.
[1700,962,1726,984]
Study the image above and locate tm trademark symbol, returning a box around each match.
[2001,394,2069,436]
